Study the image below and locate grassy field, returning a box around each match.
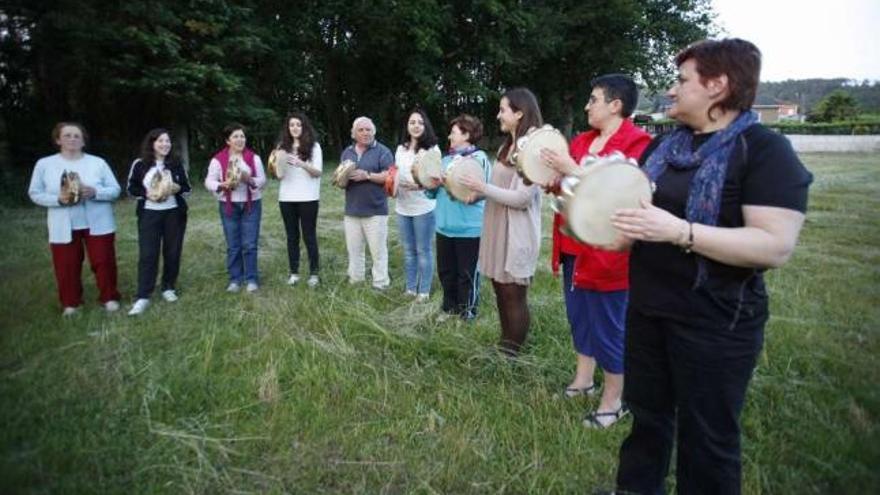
[1,153,878,494]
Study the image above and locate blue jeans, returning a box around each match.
[397,211,435,294]
[219,200,261,284]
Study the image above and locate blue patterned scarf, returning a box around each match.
[448,144,478,157]
[644,110,758,286]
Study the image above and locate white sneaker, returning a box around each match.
[246,282,259,293]
[287,274,300,285]
[161,289,178,302]
[104,300,120,312]
[405,290,417,297]
[226,282,241,293]
[307,275,319,288]
[62,306,79,317]
[128,298,150,316]
[415,293,430,303]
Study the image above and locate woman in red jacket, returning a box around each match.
[544,74,651,428]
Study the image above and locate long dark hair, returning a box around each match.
[498,87,543,165]
[139,128,174,166]
[278,112,318,161]
[398,107,438,151]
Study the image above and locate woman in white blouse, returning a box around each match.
[275,112,323,287]
[27,122,122,316]
[394,108,439,301]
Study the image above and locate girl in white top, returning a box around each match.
[275,112,323,287]
[394,108,439,300]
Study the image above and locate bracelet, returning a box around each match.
[676,220,689,247]
[683,222,694,253]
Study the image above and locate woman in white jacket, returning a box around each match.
[28,122,122,316]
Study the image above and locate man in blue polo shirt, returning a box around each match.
[341,116,394,289]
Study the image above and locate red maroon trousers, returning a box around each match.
[50,229,121,307]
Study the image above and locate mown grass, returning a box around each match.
[1,153,877,494]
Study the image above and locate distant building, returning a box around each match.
[752,103,800,123]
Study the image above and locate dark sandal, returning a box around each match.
[583,405,629,429]
[564,384,597,398]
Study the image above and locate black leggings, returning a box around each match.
[492,280,530,355]
[279,201,319,275]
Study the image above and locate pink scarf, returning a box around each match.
[214,147,257,216]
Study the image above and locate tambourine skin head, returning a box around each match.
[268,149,286,179]
[515,126,567,186]
[445,156,483,202]
[413,148,442,190]
[562,156,653,246]
[332,160,356,188]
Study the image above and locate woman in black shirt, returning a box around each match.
[608,39,812,494]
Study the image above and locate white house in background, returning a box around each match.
[752,103,800,123]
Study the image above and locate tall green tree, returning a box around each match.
[2,0,713,189]
[809,90,860,123]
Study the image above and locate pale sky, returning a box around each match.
[711,0,880,82]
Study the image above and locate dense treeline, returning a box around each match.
[755,79,880,114]
[0,0,710,190]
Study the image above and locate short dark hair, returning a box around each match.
[498,87,543,165]
[675,38,762,115]
[399,107,439,151]
[223,122,246,141]
[52,121,89,148]
[278,112,318,161]
[449,114,483,144]
[139,128,173,166]
[590,74,639,118]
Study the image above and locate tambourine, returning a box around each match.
[551,153,654,246]
[512,125,568,186]
[411,148,442,189]
[226,158,242,188]
[444,155,484,202]
[384,165,399,197]
[59,170,82,205]
[332,159,356,189]
[267,149,287,180]
[147,169,176,202]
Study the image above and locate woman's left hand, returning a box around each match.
[611,198,686,244]
[80,185,96,200]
